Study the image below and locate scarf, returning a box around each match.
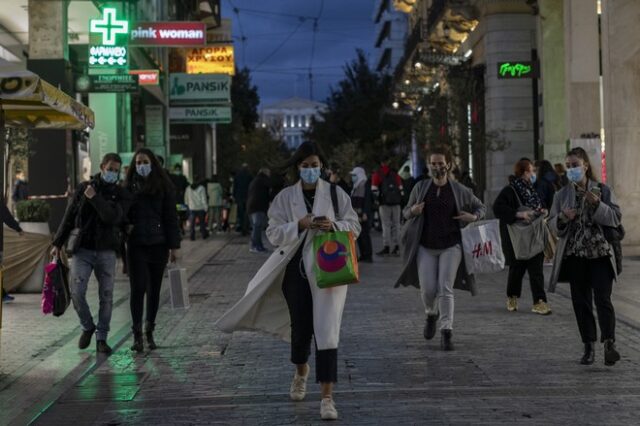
[510,177,543,210]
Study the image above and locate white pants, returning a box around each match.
[417,244,462,330]
[379,204,401,247]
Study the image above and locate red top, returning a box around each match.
[372,165,403,188]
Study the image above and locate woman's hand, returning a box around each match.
[516,210,533,222]
[561,208,577,221]
[453,211,478,223]
[298,214,314,231]
[585,191,601,206]
[169,249,179,263]
[51,246,61,258]
[313,217,333,231]
[410,202,425,216]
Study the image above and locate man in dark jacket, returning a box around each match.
[52,153,131,354]
[1,197,23,302]
[247,168,272,253]
[168,164,190,235]
[233,163,253,235]
[12,171,29,205]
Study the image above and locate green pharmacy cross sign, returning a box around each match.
[89,8,129,69]
[497,61,539,79]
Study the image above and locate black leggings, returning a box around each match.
[128,244,169,328]
[282,248,338,383]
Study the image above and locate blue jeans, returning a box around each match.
[70,248,117,341]
[189,210,208,239]
[250,212,268,250]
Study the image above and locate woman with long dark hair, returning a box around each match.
[548,147,622,366]
[216,142,361,420]
[125,148,180,352]
[534,160,559,209]
[493,159,552,315]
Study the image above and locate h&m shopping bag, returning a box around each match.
[461,219,505,274]
[313,231,360,288]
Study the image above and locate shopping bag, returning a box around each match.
[461,219,505,274]
[50,259,71,317]
[507,214,546,260]
[313,231,360,288]
[168,264,190,309]
[42,260,57,314]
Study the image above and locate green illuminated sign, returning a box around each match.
[497,61,539,79]
[89,8,129,69]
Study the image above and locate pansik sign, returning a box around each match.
[76,74,139,93]
[170,73,230,103]
[130,22,206,46]
[89,7,129,68]
[129,69,160,86]
[186,45,235,75]
[169,105,232,123]
[497,61,539,79]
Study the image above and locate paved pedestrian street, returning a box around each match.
[4,235,640,425]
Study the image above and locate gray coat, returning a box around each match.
[547,180,621,293]
[394,179,487,295]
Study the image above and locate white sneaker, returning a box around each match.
[289,369,309,401]
[320,397,338,421]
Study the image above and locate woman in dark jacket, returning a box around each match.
[493,159,551,316]
[125,148,181,352]
[349,167,373,262]
[534,160,558,209]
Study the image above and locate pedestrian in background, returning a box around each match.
[554,163,570,189]
[548,147,622,366]
[372,158,404,256]
[233,163,253,235]
[125,149,181,353]
[399,165,415,208]
[216,142,360,421]
[493,159,552,315]
[326,163,350,194]
[396,146,485,351]
[12,170,29,206]
[207,175,223,233]
[1,196,24,303]
[169,164,189,235]
[350,166,373,262]
[185,175,209,241]
[51,153,130,353]
[534,160,558,209]
[247,167,272,253]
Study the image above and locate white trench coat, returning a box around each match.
[216,179,361,350]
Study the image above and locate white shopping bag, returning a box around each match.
[461,219,505,274]
[168,265,190,309]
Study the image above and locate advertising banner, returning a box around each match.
[169,73,230,103]
[76,74,139,93]
[129,70,160,86]
[130,22,207,46]
[186,45,235,75]
[169,105,232,124]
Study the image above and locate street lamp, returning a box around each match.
[392,101,399,109]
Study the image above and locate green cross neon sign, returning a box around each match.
[90,8,128,46]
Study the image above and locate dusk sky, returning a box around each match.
[222,0,377,108]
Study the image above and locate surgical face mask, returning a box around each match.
[136,163,152,177]
[350,174,358,182]
[566,166,584,183]
[300,167,321,185]
[530,174,537,185]
[101,170,119,184]
[429,166,447,179]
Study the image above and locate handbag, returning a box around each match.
[50,258,71,317]
[598,183,624,274]
[461,219,505,274]
[507,187,546,260]
[313,184,360,288]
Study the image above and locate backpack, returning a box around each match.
[598,183,624,274]
[379,172,402,205]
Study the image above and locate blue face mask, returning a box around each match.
[136,163,152,177]
[300,167,321,185]
[530,174,537,185]
[101,170,119,184]
[567,166,584,183]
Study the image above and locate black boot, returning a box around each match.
[604,339,620,366]
[96,340,113,354]
[391,245,400,256]
[441,330,454,351]
[145,322,157,350]
[376,246,390,256]
[78,326,96,350]
[131,325,144,353]
[580,342,595,365]
[423,313,439,340]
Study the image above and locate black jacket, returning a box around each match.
[233,169,253,202]
[534,175,556,210]
[492,185,522,265]
[247,173,272,215]
[53,174,131,253]
[127,177,181,249]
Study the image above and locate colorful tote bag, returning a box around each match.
[313,230,360,288]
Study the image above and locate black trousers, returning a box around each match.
[566,256,616,343]
[128,244,169,328]
[282,248,338,383]
[507,252,547,302]
[357,220,373,260]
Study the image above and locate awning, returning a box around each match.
[0,71,95,129]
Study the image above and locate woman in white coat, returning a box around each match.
[216,142,360,421]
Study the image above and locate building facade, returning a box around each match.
[260,97,327,150]
[373,0,409,73]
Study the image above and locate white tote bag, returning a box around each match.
[168,264,190,309]
[461,219,505,274]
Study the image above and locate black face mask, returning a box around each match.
[429,166,448,179]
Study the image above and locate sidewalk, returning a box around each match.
[0,233,232,426]
[25,233,640,425]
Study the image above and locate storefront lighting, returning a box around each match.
[392,101,399,109]
[400,92,406,98]
[464,49,473,59]
[414,62,422,69]
[433,82,440,90]
[404,79,411,85]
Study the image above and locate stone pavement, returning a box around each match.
[17,232,640,426]
[0,233,231,426]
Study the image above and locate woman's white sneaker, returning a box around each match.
[320,397,338,421]
[289,369,309,401]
